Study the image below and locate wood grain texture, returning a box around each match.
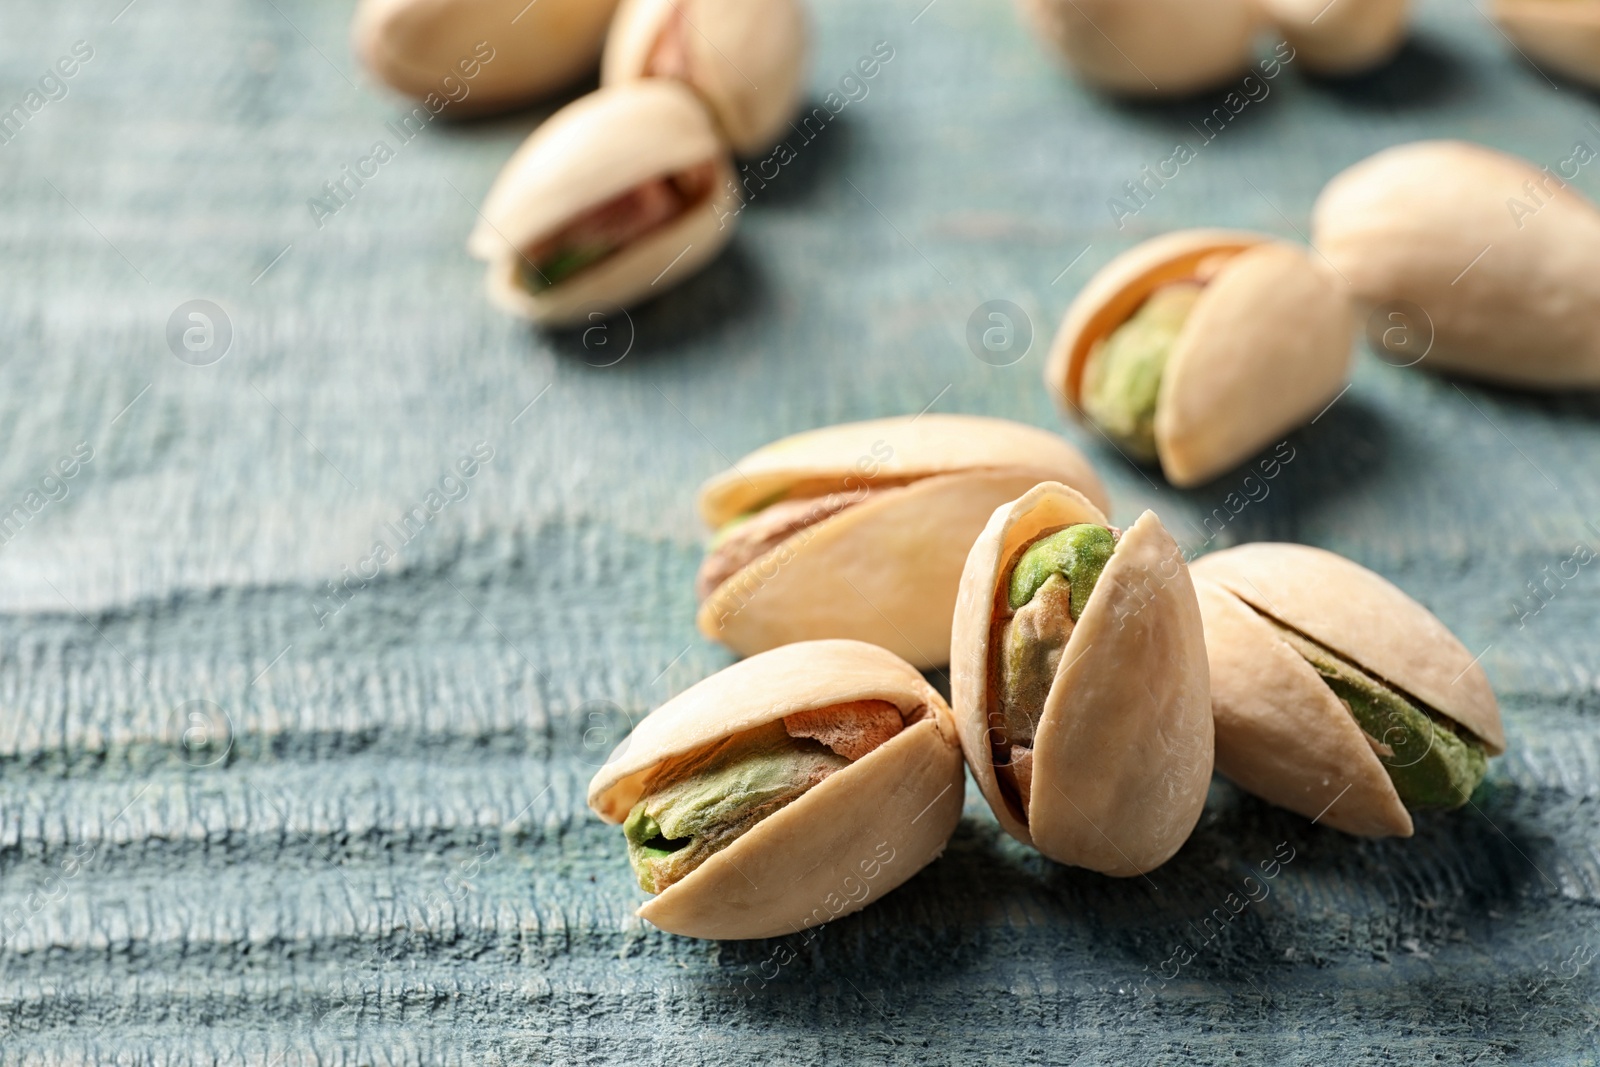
[1,0,1598,1062]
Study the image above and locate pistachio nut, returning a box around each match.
[1045,230,1352,488]
[1191,543,1506,837]
[950,482,1213,875]
[467,81,740,327]
[1260,0,1409,74]
[1495,0,1600,90]
[1015,0,1261,97]
[353,0,622,115]
[695,414,1111,669]
[1312,140,1600,387]
[602,0,808,156]
[586,639,965,939]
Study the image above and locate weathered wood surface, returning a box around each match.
[1,0,1599,1062]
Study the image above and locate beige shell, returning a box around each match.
[1045,230,1353,489]
[1191,543,1505,837]
[1312,140,1600,388]
[1261,0,1409,74]
[950,483,1213,876]
[695,415,1111,669]
[1015,0,1261,97]
[353,0,622,115]
[587,639,965,940]
[467,81,740,327]
[1495,0,1600,90]
[601,0,808,156]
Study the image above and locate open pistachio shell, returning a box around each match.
[602,0,808,156]
[1261,0,1409,74]
[467,81,740,327]
[353,0,622,115]
[1045,230,1352,488]
[1495,0,1600,89]
[587,639,965,940]
[695,415,1110,668]
[950,483,1213,875]
[1312,140,1600,388]
[1016,0,1261,97]
[1192,543,1505,837]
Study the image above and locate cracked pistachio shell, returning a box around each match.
[1312,140,1600,387]
[950,483,1213,875]
[1191,543,1505,838]
[601,0,808,156]
[1261,0,1409,74]
[1495,0,1600,90]
[695,415,1110,669]
[586,639,965,940]
[1016,0,1261,97]
[1046,230,1353,488]
[353,0,622,115]
[467,81,739,327]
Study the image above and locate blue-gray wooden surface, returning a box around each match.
[1,0,1598,1063]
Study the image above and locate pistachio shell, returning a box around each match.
[1015,0,1261,97]
[353,0,621,114]
[1312,140,1600,387]
[587,639,965,940]
[1495,0,1600,90]
[694,416,1111,668]
[602,0,809,156]
[1046,230,1352,488]
[1260,0,1409,75]
[467,81,739,326]
[951,483,1213,875]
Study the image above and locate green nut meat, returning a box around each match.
[1079,282,1203,462]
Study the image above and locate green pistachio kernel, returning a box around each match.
[1272,624,1488,811]
[1008,524,1117,613]
[1080,282,1203,462]
[521,244,611,293]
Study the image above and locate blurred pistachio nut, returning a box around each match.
[1261,0,1409,75]
[1312,140,1600,387]
[950,483,1213,875]
[1016,0,1261,97]
[695,414,1111,669]
[1046,230,1352,488]
[468,81,740,327]
[1192,543,1505,837]
[587,639,965,939]
[602,0,808,156]
[353,0,622,115]
[1495,0,1600,90]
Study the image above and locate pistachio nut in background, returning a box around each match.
[1015,0,1261,97]
[353,0,622,115]
[1191,543,1506,838]
[1312,140,1600,388]
[468,80,739,326]
[586,639,965,939]
[950,482,1213,876]
[602,0,809,156]
[694,415,1110,669]
[1044,229,1352,488]
[1494,0,1600,90]
[1259,0,1409,75]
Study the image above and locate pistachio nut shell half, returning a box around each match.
[586,639,965,940]
[695,415,1111,669]
[1260,0,1409,74]
[1494,0,1600,90]
[1016,0,1261,97]
[950,483,1213,875]
[468,81,740,327]
[1045,229,1352,488]
[1312,140,1600,388]
[602,0,808,156]
[353,0,622,115]
[1191,543,1505,837]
